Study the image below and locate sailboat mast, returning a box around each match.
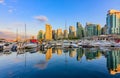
[16,28,18,42]
[25,24,27,42]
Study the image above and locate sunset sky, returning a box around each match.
[0,0,120,39]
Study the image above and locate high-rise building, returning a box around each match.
[101,25,107,35]
[85,23,101,37]
[96,24,101,35]
[57,28,63,39]
[63,30,68,39]
[76,22,84,39]
[52,30,57,40]
[45,24,52,40]
[69,26,76,39]
[106,9,120,34]
[37,30,45,40]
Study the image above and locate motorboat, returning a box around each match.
[101,41,112,47]
[3,43,14,51]
[91,40,112,47]
[114,42,120,47]
[77,40,83,46]
[70,43,79,48]
[62,40,70,48]
[69,41,79,48]
[23,43,38,49]
[44,43,52,49]
[56,41,62,46]
[91,41,103,47]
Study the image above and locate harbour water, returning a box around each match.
[0,48,120,78]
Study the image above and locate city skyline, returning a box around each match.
[0,0,120,39]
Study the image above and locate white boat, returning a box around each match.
[70,43,79,48]
[23,43,38,49]
[114,43,120,47]
[44,44,52,48]
[56,41,62,46]
[78,41,83,46]
[62,40,70,48]
[91,40,112,47]
[101,41,112,47]
[3,42,17,51]
[3,43,12,51]
[91,41,103,47]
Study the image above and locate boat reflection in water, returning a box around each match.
[0,47,120,78]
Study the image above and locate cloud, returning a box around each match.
[0,29,34,40]
[0,0,4,4]
[34,15,48,22]
[34,60,48,70]
[0,30,16,40]
[11,22,25,27]
[8,8,16,13]
[8,9,13,13]
[11,0,17,3]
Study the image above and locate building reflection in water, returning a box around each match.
[106,49,120,75]
[63,48,69,53]
[1,47,120,75]
[46,48,52,61]
[77,48,84,61]
[85,49,102,61]
[69,49,76,58]
[57,49,62,56]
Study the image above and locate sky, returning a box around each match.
[0,0,120,39]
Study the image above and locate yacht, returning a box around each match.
[62,40,70,48]
[23,43,38,49]
[56,41,62,46]
[114,42,120,47]
[69,41,79,48]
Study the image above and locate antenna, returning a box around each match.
[65,20,67,30]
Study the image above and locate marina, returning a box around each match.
[1,39,120,52]
[0,0,120,78]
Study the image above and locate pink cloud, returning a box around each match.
[0,30,16,40]
[0,30,34,40]
[34,15,48,22]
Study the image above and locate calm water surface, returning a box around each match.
[0,48,120,78]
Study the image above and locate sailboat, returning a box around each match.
[22,24,38,49]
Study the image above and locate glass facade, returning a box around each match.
[85,23,101,37]
[76,22,84,39]
[107,10,120,34]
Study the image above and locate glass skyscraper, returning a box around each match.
[76,22,84,39]
[85,23,101,37]
[106,10,120,34]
